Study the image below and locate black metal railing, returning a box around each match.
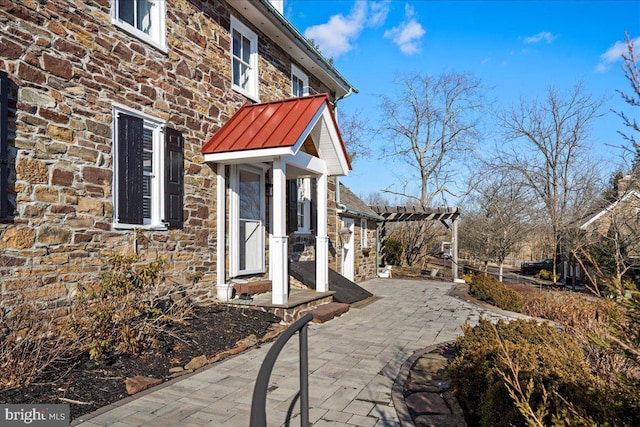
[250,313,313,427]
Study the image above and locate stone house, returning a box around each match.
[0,0,373,309]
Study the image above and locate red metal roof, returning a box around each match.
[202,94,348,164]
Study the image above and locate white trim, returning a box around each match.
[204,146,293,164]
[291,104,326,154]
[283,151,326,175]
[111,0,167,53]
[217,163,226,288]
[231,15,259,102]
[230,164,266,276]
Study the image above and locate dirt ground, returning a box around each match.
[0,305,282,421]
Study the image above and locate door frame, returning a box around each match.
[230,164,266,277]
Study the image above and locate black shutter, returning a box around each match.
[0,71,8,218]
[286,179,297,234]
[164,127,183,228]
[117,113,143,225]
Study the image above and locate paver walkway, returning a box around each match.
[74,278,527,427]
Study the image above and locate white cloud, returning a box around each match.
[524,31,555,44]
[303,1,390,58]
[383,4,426,55]
[595,36,640,72]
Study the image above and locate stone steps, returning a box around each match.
[301,302,350,323]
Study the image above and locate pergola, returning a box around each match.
[370,205,462,280]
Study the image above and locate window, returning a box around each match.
[361,218,368,248]
[231,16,258,100]
[287,178,316,233]
[112,0,166,51]
[291,64,309,97]
[113,106,183,229]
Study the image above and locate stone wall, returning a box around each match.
[0,0,331,305]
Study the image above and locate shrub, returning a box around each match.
[538,269,559,282]
[0,287,76,389]
[71,254,192,360]
[468,273,523,312]
[447,318,629,427]
[383,237,403,266]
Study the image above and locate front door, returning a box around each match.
[341,218,355,281]
[232,165,265,276]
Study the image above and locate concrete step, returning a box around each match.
[302,302,350,323]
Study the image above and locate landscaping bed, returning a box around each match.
[0,305,282,421]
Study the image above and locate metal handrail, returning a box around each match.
[250,313,313,427]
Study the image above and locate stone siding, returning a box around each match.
[0,0,331,305]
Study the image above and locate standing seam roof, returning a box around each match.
[202,94,330,154]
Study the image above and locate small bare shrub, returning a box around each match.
[71,254,193,361]
[0,288,76,390]
[468,273,523,312]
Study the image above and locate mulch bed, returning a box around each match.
[0,305,282,421]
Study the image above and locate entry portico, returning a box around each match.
[202,94,351,305]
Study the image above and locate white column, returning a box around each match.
[270,158,288,304]
[452,216,459,281]
[216,164,226,288]
[315,172,329,292]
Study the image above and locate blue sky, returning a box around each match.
[284,0,640,204]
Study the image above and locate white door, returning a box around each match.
[232,165,265,276]
[341,218,355,281]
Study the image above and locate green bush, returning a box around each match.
[538,269,559,282]
[447,318,626,427]
[383,237,403,266]
[468,273,523,312]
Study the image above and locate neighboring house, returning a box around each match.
[335,182,383,282]
[0,0,364,308]
[565,177,640,286]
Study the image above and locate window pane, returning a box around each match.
[239,63,249,89]
[137,0,155,35]
[233,30,241,58]
[239,169,261,220]
[242,36,251,63]
[118,0,135,26]
[143,176,151,220]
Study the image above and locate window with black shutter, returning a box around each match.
[287,179,297,234]
[113,107,182,229]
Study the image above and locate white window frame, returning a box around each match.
[296,177,311,233]
[361,218,369,248]
[291,64,309,97]
[231,16,259,102]
[112,104,167,230]
[112,0,167,52]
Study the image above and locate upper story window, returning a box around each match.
[113,105,183,230]
[291,64,309,97]
[112,0,167,52]
[231,16,259,101]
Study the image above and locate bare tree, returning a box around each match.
[378,72,484,207]
[494,82,604,282]
[338,107,370,163]
[614,33,640,156]
[460,174,531,281]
